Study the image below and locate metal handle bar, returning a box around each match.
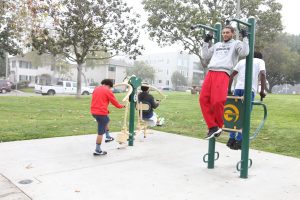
[191,24,218,32]
[250,101,268,140]
[114,83,133,102]
[230,18,252,27]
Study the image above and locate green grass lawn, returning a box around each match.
[18,87,35,93]
[0,93,299,158]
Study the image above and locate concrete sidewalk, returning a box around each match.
[0,131,299,200]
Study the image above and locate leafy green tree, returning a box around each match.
[0,54,5,77]
[0,1,23,57]
[0,1,21,77]
[31,0,142,97]
[284,34,300,54]
[24,51,73,80]
[171,71,187,88]
[263,40,300,92]
[127,61,155,82]
[0,0,49,76]
[142,0,282,67]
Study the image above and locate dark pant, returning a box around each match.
[229,89,255,141]
[93,115,110,135]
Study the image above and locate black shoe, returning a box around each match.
[105,137,114,143]
[205,127,222,140]
[226,138,236,148]
[231,140,242,150]
[93,150,107,156]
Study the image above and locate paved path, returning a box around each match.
[0,90,38,97]
[0,131,299,200]
[0,174,31,200]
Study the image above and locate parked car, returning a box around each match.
[0,80,13,93]
[112,88,122,93]
[162,87,174,91]
[35,81,94,95]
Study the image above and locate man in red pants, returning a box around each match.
[200,25,249,139]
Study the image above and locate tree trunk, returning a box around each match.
[76,63,83,98]
[267,83,274,94]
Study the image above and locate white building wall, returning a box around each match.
[9,56,129,87]
[79,66,127,85]
[115,66,127,83]
[137,51,202,89]
[79,66,107,85]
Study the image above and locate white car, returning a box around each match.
[35,81,94,95]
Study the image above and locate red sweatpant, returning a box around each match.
[199,71,229,129]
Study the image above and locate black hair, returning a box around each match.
[254,51,263,59]
[141,86,149,92]
[101,79,113,87]
[223,25,235,33]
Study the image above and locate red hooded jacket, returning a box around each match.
[90,85,123,115]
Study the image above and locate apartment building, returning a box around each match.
[78,59,128,85]
[137,51,204,89]
[8,55,128,86]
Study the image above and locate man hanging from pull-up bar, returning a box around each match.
[200,25,249,139]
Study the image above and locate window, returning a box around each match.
[19,75,27,81]
[18,61,32,69]
[12,61,16,68]
[108,66,116,72]
[193,62,202,70]
[19,61,24,68]
[29,76,35,82]
[57,82,63,86]
[23,61,28,68]
[166,80,169,85]
[158,80,162,84]
[66,82,71,87]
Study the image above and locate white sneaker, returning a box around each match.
[157,117,165,126]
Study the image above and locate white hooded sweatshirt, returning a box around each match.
[202,38,249,75]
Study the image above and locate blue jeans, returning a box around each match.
[93,115,110,135]
[229,89,255,141]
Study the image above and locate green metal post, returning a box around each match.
[240,17,256,178]
[207,137,216,168]
[128,76,142,146]
[207,22,222,169]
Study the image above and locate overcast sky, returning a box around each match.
[124,0,300,55]
[277,0,300,34]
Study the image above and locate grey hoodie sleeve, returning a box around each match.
[235,37,249,57]
[202,42,215,60]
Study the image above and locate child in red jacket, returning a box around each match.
[90,79,125,156]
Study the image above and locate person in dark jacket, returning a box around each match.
[138,85,160,126]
